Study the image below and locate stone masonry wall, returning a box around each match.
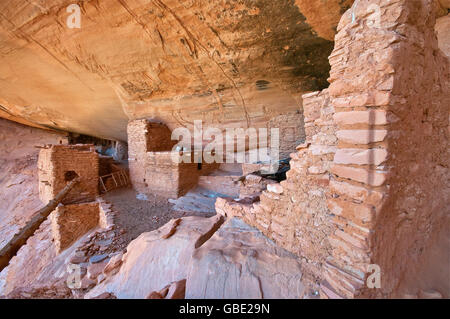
[38,145,99,205]
[218,0,449,298]
[144,152,199,198]
[216,88,337,283]
[128,119,217,198]
[268,111,306,160]
[128,120,148,193]
[51,202,100,253]
[324,0,449,298]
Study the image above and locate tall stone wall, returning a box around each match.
[321,0,450,299]
[218,0,449,298]
[128,119,218,198]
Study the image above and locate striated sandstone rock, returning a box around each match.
[87,261,108,280]
[0,119,68,252]
[186,218,305,299]
[334,148,388,166]
[0,0,350,140]
[147,279,187,299]
[166,279,187,299]
[330,164,388,187]
[102,252,123,277]
[85,215,224,299]
[336,130,388,145]
[333,110,395,126]
[294,0,354,41]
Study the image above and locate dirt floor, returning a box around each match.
[103,187,215,250]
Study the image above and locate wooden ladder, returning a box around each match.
[99,169,130,193]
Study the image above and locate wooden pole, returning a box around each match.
[0,177,80,272]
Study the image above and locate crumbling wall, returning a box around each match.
[38,145,99,205]
[37,144,101,254]
[128,119,217,198]
[128,120,148,193]
[144,152,198,198]
[0,119,68,252]
[216,89,337,283]
[324,0,450,298]
[218,0,449,298]
[51,202,100,253]
[268,111,306,160]
[128,120,180,196]
[128,119,175,154]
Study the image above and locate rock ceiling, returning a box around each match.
[0,0,368,141]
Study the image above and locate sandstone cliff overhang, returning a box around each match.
[0,0,354,140]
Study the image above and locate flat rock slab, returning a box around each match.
[86,215,223,299]
[89,254,109,264]
[186,218,305,299]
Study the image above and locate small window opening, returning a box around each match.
[64,171,78,181]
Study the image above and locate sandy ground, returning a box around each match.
[103,188,215,251]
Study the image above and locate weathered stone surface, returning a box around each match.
[51,203,101,254]
[333,111,394,126]
[89,292,117,299]
[0,119,68,252]
[326,0,450,299]
[38,145,99,205]
[186,218,305,299]
[294,1,354,40]
[329,180,384,205]
[331,165,388,187]
[0,0,349,140]
[85,215,224,299]
[87,261,108,280]
[336,130,388,145]
[166,279,186,299]
[102,253,123,277]
[0,220,97,296]
[215,89,336,286]
[89,254,109,264]
[1,0,449,301]
[146,291,164,299]
[334,148,388,166]
[267,183,284,195]
[80,277,97,290]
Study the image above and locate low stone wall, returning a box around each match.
[51,202,100,253]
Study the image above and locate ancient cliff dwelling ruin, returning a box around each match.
[0,0,448,302]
